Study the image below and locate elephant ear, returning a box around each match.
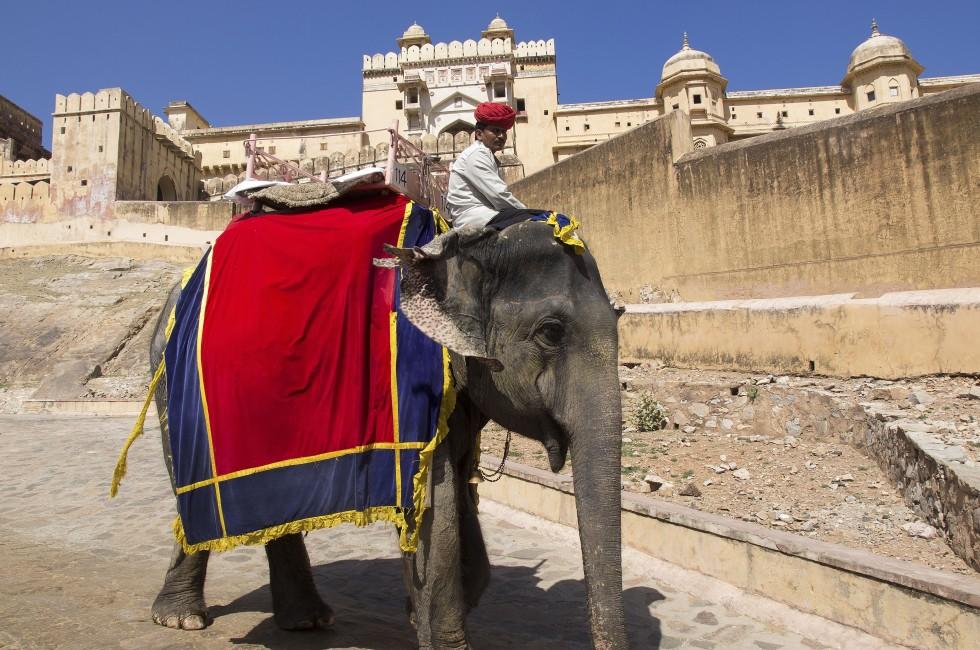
[377,226,502,370]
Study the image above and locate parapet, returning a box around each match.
[363,38,555,72]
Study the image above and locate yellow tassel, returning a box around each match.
[109,359,165,497]
[173,505,409,554]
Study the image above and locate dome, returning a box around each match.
[402,22,426,39]
[487,16,509,31]
[661,33,721,83]
[397,22,430,47]
[847,20,916,74]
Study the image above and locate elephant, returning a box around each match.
[148,220,628,649]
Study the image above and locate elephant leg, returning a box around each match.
[151,541,210,630]
[265,533,334,630]
[459,451,490,611]
[406,440,469,649]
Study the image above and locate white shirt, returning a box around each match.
[446,141,526,228]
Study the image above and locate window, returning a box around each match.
[494,83,506,99]
[866,90,876,102]
[835,107,841,114]
[425,71,435,84]
[222,150,230,159]
[408,89,419,103]
[808,109,814,116]
[392,76,397,82]
[516,98,526,112]
[98,145,103,152]
[320,143,329,151]
[731,113,737,119]
[693,139,707,150]
[67,166,73,172]
[453,96,462,108]
[80,179,87,186]
[451,68,462,83]
[543,109,549,115]
[781,111,788,118]
[438,69,447,84]
[615,121,621,127]
[584,124,590,131]
[408,115,421,130]
[565,125,570,131]
[396,100,403,110]
[672,104,679,110]
[889,84,899,97]
[692,94,702,104]
[466,67,476,81]
[627,122,632,127]
[267,146,276,155]
[757,112,763,119]
[60,127,65,134]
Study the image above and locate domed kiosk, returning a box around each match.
[397,22,431,49]
[656,33,732,147]
[843,20,923,110]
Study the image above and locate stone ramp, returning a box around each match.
[0,414,887,649]
[0,254,183,404]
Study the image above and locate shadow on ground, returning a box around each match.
[209,559,663,648]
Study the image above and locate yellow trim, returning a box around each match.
[173,505,408,554]
[545,212,586,254]
[403,345,457,551]
[195,251,227,537]
[109,264,197,498]
[109,360,165,497]
[174,441,429,494]
[390,200,412,508]
[432,208,451,234]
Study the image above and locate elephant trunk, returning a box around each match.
[565,362,628,649]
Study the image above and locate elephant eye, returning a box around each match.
[533,320,565,348]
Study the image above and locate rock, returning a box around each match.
[703,479,714,487]
[688,403,710,418]
[720,418,734,430]
[775,376,790,385]
[777,513,795,524]
[958,387,980,400]
[732,468,751,481]
[671,411,689,427]
[693,610,718,626]
[719,454,728,462]
[909,390,934,406]
[785,419,802,437]
[901,522,938,539]
[682,425,697,434]
[800,519,819,532]
[622,437,633,443]
[679,483,702,497]
[705,419,718,428]
[622,479,652,493]
[754,510,768,521]
[643,474,672,492]
[834,473,855,483]
[789,465,798,474]
[844,495,857,503]
[784,435,799,448]
[623,427,637,434]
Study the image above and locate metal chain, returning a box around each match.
[478,429,512,482]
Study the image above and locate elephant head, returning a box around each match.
[385,221,628,648]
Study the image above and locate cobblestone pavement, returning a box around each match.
[0,415,894,649]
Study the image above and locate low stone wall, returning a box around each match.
[865,407,980,571]
[112,200,234,231]
[481,459,980,649]
[619,288,980,378]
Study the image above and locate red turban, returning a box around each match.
[474,102,516,130]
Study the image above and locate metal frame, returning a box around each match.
[241,123,450,215]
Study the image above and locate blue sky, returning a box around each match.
[7,1,978,149]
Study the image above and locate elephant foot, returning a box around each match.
[274,596,334,631]
[151,591,209,630]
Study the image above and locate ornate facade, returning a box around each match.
[1,17,977,216]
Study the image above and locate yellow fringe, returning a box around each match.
[545,212,586,254]
[403,347,457,551]
[109,264,196,498]
[109,359,165,497]
[173,505,408,554]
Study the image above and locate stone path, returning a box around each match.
[0,415,892,649]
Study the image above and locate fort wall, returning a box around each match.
[512,84,980,302]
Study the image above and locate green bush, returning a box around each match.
[633,392,668,432]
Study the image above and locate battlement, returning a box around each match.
[363,38,555,72]
[0,157,50,181]
[54,89,195,160]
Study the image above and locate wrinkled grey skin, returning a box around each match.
[148,221,627,649]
